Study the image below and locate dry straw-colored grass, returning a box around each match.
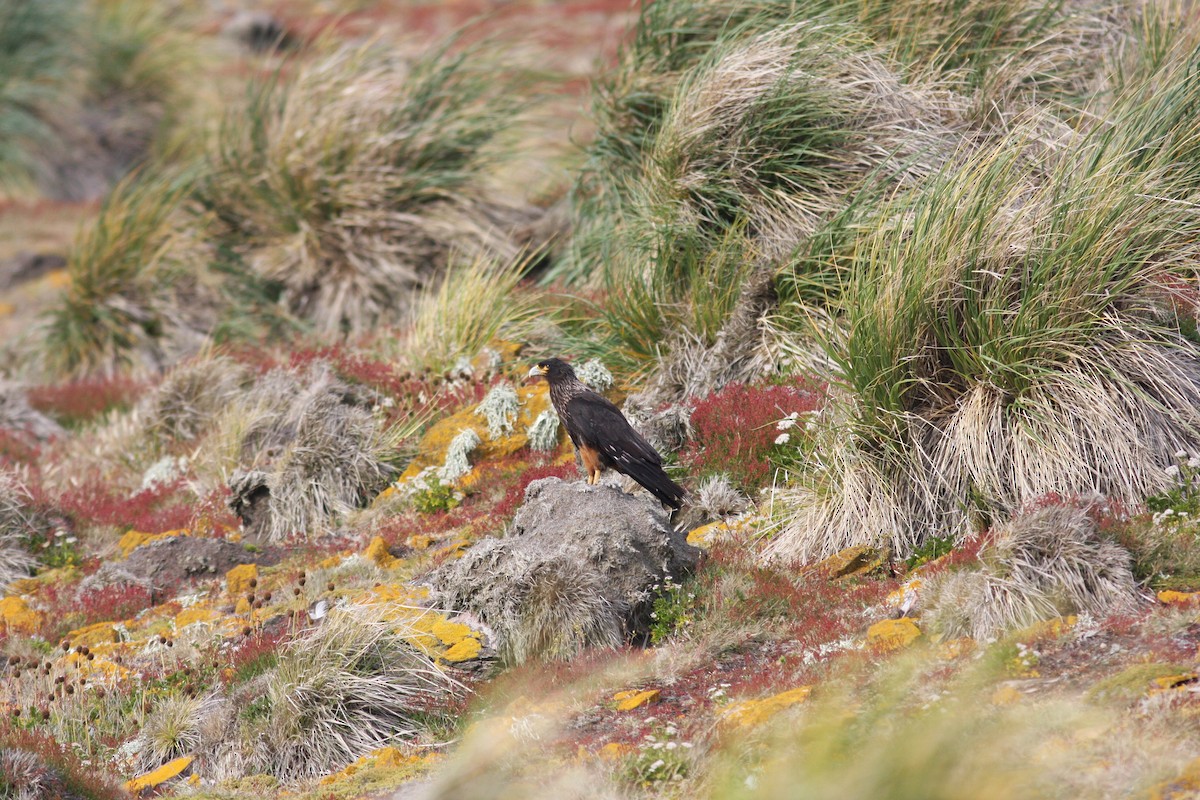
[922,502,1141,640]
[260,604,464,781]
[0,472,39,589]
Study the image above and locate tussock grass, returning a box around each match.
[922,502,1140,640]
[709,659,1185,800]
[133,693,222,774]
[38,171,217,377]
[0,472,39,589]
[0,0,79,192]
[504,560,626,665]
[197,40,537,336]
[223,363,412,542]
[768,30,1200,562]
[261,604,463,781]
[407,251,546,372]
[140,354,250,443]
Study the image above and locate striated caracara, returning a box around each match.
[527,358,685,509]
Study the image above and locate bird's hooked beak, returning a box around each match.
[526,364,548,382]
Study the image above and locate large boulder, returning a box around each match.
[429,477,701,664]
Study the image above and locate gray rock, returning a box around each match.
[83,535,277,596]
[429,478,700,663]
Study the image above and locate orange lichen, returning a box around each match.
[400,384,559,481]
[225,563,258,596]
[866,618,922,652]
[65,621,120,647]
[363,536,399,569]
[720,686,812,729]
[125,755,193,794]
[1158,590,1200,606]
[118,529,188,558]
[175,608,221,629]
[612,689,661,711]
[0,596,42,634]
[810,545,887,579]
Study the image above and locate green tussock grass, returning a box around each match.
[196,38,537,337]
[0,0,80,192]
[37,170,214,377]
[769,17,1200,562]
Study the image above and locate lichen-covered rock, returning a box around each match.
[86,535,277,593]
[866,618,922,652]
[428,477,701,663]
[0,595,41,634]
[400,385,563,481]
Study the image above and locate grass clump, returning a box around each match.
[921,501,1139,640]
[768,31,1200,562]
[37,171,217,377]
[196,40,538,337]
[260,604,464,781]
[407,251,546,373]
[223,363,406,542]
[0,0,79,192]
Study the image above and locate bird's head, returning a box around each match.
[526,358,575,383]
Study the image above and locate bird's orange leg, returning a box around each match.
[579,444,603,486]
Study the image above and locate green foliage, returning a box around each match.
[905,536,956,570]
[38,170,205,376]
[1145,453,1200,516]
[649,577,695,645]
[411,480,461,515]
[0,0,79,189]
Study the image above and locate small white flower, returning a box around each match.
[665,742,678,750]
[1176,450,1189,459]
[1189,456,1200,469]
[774,433,791,446]
[648,760,665,773]
[1166,465,1181,477]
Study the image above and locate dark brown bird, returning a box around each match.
[527,358,685,509]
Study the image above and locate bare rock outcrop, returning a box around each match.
[429,477,701,664]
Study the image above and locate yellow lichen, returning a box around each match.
[1149,757,1200,800]
[118,529,188,558]
[125,755,194,794]
[175,608,221,629]
[363,536,398,569]
[720,686,812,729]
[612,689,661,711]
[407,534,433,550]
[0,596,42,634]
[400,384,560,481]
[936,638,975,660]
[686,521,726,547]
[442,637,482,662]
[866,618,922,651]
[598,742,634,760]
[991,684,1023,706]
[225,563,258,596]
[1158,590,1200,606]
[1016,615,1077,642]
[65,621,119,647]
[810,545,887,579]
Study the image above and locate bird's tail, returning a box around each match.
[624,461,686,509]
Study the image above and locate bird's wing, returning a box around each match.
[565,391,661,466]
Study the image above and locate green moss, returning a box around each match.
[1088,663,1194,703]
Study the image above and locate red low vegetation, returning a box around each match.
[681,379,825,491]
[25,375,146,428]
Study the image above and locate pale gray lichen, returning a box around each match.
[439,428,482,482]
[526,409,560,451]
[475,382,519,440]
[576,359,614,391]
